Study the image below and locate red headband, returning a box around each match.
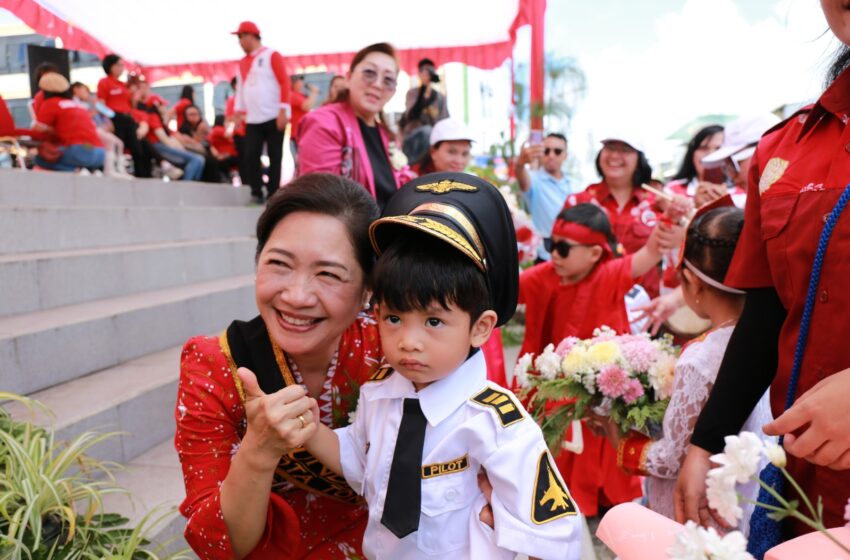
[551,220,613,258]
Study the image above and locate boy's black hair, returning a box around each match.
[683,206,744,285]
[546,132,567,145]
[371,230,490,324]
[554,203,619,256]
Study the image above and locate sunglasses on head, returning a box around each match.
[544,238,588,258]
[544,147,564,156]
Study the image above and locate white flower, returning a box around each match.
[648,354,677,400]
[668,521,705,560]
[710,432,764,484]
[706,470,743,526]
[763,443,787,468]
[581,371,597,394]
[705,529,753,560]
[347,407,358,425]
[534,344,561,380]
[668,521,753,560]
[388,143,408,170]
[514,353,534,387]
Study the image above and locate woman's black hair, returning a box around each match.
[554,203,619,256]
[230,76,237,91]
[180,85,195,102]
[43,89,72,100]
[671,124,724,183]
[371,230,489,322]
[214,114,225,127]
[683,206,744,287]
[180,104,202,132]
[595,147,653,188]
[102,53,121,75]
[827,44,850,87]
[255,173,380,278]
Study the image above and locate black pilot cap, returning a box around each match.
[368,172,518,327]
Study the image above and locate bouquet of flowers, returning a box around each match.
[515,326,679,451]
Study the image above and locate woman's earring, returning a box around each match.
[363,300,371,311]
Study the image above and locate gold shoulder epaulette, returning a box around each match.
[470,386,524,427]
[366,366,393,383]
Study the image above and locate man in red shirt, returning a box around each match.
[96,54,151,177]
[288,74,319,167]
[232,21,291,203]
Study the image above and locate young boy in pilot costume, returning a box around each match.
[289,172,583,559]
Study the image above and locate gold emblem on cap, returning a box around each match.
[416,180,478,194]
[758,157,788,195]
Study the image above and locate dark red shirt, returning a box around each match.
[563,182,661,298]
[209,125,237,157]
[725,65,850,533]
[36,97,103,147]
[97,75,133,114]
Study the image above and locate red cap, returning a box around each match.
[232,21,261,36]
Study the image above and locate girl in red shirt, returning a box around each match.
[519,202,683,517]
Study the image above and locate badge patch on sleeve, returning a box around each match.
[470,387,524,427]
[421,455,469,479]
[532,451,577,524]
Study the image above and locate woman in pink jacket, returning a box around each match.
[297,43,403,210]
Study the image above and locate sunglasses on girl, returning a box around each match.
[544,147,564,156]
[543,238,589,258]
[359,67,397,91]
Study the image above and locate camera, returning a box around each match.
[427,67,440,83]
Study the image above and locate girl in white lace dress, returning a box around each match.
[604,204,774,535]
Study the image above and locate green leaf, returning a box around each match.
[767,510,791,521]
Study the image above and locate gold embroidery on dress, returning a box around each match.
[415,179,478,194]
[271,341,298,387]
[219,331,245,402]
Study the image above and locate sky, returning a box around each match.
[532,0,836,175]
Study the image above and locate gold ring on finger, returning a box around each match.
[298,414,307,429]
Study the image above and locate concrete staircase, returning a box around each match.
[0,169,262,556]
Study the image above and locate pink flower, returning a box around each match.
[622,378,645,404]
[621,338,657,372]
[597,365,629,399]
[555,337,580,357]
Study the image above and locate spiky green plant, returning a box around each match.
[0,393,189,559]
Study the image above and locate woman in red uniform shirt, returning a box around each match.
[563,135,662,298]
[675,0,850,540]
[97,54,151,177]
[175,173,383,559]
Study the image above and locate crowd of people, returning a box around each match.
[6,6,850,558]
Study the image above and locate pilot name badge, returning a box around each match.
[421,455,470,479]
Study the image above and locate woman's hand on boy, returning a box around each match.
[236,367,319,470]
[477,469,495,529]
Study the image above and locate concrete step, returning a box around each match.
[6,346,180,466]
[0,168,250,207]
[0,274,255,396]
[0,204,262,254]
[0,237,256,318]
[100,440,192,557]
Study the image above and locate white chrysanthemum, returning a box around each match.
[534,344,561,380]
[710,431,764,484]
[648,354,677,400]
[704,528,753,560]
[388,144,408,170]
[667,521,705,560]
[347,407,358,425]
[514,353,534,387]
[706,470,743,526]
[763,443,787,468]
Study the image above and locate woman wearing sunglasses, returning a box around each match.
[297,43,403,211]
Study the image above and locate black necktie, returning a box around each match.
[381,398,427,538]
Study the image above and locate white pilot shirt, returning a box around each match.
[335,350,583,560]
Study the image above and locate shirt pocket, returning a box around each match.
[417,470,479,554]
[759,192,799,241]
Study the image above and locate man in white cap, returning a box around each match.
[415,118,474,174]
[232,20,291,203]
[516,133,574,262]
[700,113,780,207]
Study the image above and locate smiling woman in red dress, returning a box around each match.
[175,173,383,559]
